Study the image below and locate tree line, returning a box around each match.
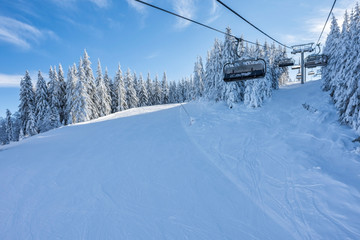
[0,27,290,145]
[322,3,360,134]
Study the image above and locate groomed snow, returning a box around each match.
[1,80,359,239]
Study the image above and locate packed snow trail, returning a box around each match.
[0,105,294,239]
[182,80,360,239]
[0,80,359,239]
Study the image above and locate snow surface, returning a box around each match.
[0,80,359,239]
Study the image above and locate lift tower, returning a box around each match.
[291,43,314,84]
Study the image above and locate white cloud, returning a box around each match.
[172,0,196,29]
[126,0,147,14]
[89,0,110,8]
[0,16,58,49]
[0,74,23,87]
[145,52,159,59]
[304,1,357,45]
[210,0,218,14]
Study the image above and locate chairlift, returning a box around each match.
[296,71,302,80]
[223,58,266,82]
[305,54,328,68]
[278,58,295,67]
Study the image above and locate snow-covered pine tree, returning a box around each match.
[47,66,61,128]
[193,56,205,99]
[322,15,340,92]
[213,39,224,102]
[83,50,100,119]
[169,81,178,103]
[222,27,239,107]
[0,118,8,145]
[138,73,149,107]
[153,75,162,105]
[103,67,112,104]
[113,64,128,111]
[10,112,21,142]
[19,71,37,136]
[35,71,52,132]
[342,5,360,129]
[133,72,140,103]
[125,68,139,109]
[66,64,78,124]
[5,109,13,143]
[96,59,112,116]
[146,73,154,105]
[57,64,67,124]
[161,72,169,104]
[72,58,91,123]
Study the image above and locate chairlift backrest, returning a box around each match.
[305,54,328,68]
[278,58,295,67]
[291,65,300,70]
[223,58,266,82]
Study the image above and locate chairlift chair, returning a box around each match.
[296,71,302,80]
[223,58,266,82]
[305,54,328,68]
[278,58,295,67]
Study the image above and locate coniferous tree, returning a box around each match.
[35,71,52,132]
[5,109,14,142]
[125,68,139,109]
[96,59,112,116]
[0,118,8,145]
[322,15,340,92]
[66,64,78,124]
[146,73,154,105]
[72,58,91,123]
[83,50,100,119]
[153,75,162,105]
[193,56,204,99]
[57,64,67,124]
[161,72,169,104]
[138,74,149,107]
[113,64,128,111]
[19,71,37,136]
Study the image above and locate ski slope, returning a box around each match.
[0,80,359,239]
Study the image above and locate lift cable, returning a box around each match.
[133,0,282,50]
[216,0,292,49]
[316,0,337,46]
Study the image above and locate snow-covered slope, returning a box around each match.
[1,80,359,239]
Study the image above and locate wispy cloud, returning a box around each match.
[89,0,110,8]
[50,0,110,9]
[126,0,148,14]
[0,73,23,87]
[206,0,220,24]
[304,1,357,44]
[172,0,196,29]
[145,52,159,60]
[0,16,57,49]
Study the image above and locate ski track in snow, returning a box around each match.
[0,80,360,239]
[181,80,360,240]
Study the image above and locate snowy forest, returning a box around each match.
[322,3,360,134]
[0,27,290,145]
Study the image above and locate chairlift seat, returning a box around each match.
[223,59,266,82]
[278,58,295,67]
[305,54,328,68]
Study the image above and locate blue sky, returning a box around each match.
[0,0,356,115]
